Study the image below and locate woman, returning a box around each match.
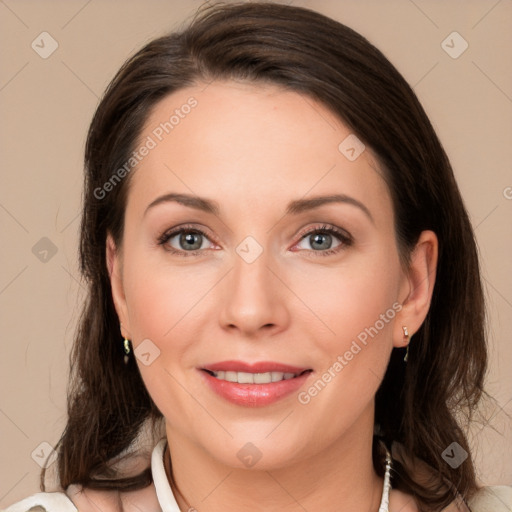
[6,2,511,511]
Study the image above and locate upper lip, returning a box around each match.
[201,360,311,374]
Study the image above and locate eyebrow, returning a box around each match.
[286,194,374,223]
[144,192,374,223]
[144,193,221,216]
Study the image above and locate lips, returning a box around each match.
[199,360,313,407]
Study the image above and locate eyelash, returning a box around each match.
[157,223,353,258]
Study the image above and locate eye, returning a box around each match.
[299,231,340,251]
[294,224,352,256]
[158,225,216,255]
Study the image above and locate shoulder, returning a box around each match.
[4,437,167,512]
[3,483,160,512]
[3,491,77,512]
[467,485,512,512]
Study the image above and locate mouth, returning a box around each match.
[199,361,313,407]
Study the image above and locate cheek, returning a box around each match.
[293,258,400,424]
[122,253,217,353]
[121,254,215,419]
[293,253,400,351]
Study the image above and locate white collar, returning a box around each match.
[152,438,181,511]
[151,438,392,512]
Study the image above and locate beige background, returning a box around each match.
[1,0,511,507]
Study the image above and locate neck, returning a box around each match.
[164,407,384,512]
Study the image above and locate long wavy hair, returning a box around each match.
[42,3,488,511]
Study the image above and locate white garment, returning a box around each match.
[4,439,512,511]
[151,438,180,512]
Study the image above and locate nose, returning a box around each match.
[218,247,290,338]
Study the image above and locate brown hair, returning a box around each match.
[42,2,488,510]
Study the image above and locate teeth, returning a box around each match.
[210,370,299,384]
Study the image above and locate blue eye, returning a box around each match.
[158,226,214,255]
[298,231,340,251]
[295,225,352,256]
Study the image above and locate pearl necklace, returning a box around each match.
[166,445,393,512]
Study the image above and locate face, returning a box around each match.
[108,80,431,471]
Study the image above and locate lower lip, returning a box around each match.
[200,370,312,407]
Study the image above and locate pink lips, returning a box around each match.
[199,360,312,407]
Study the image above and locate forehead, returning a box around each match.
[127,80,392,221]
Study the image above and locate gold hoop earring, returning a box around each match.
[123,338,131,364]
[402,326,410,362]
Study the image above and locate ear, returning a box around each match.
[106,233,131,339]
[393,230,438,348]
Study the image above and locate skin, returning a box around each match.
[106,80,439,512]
